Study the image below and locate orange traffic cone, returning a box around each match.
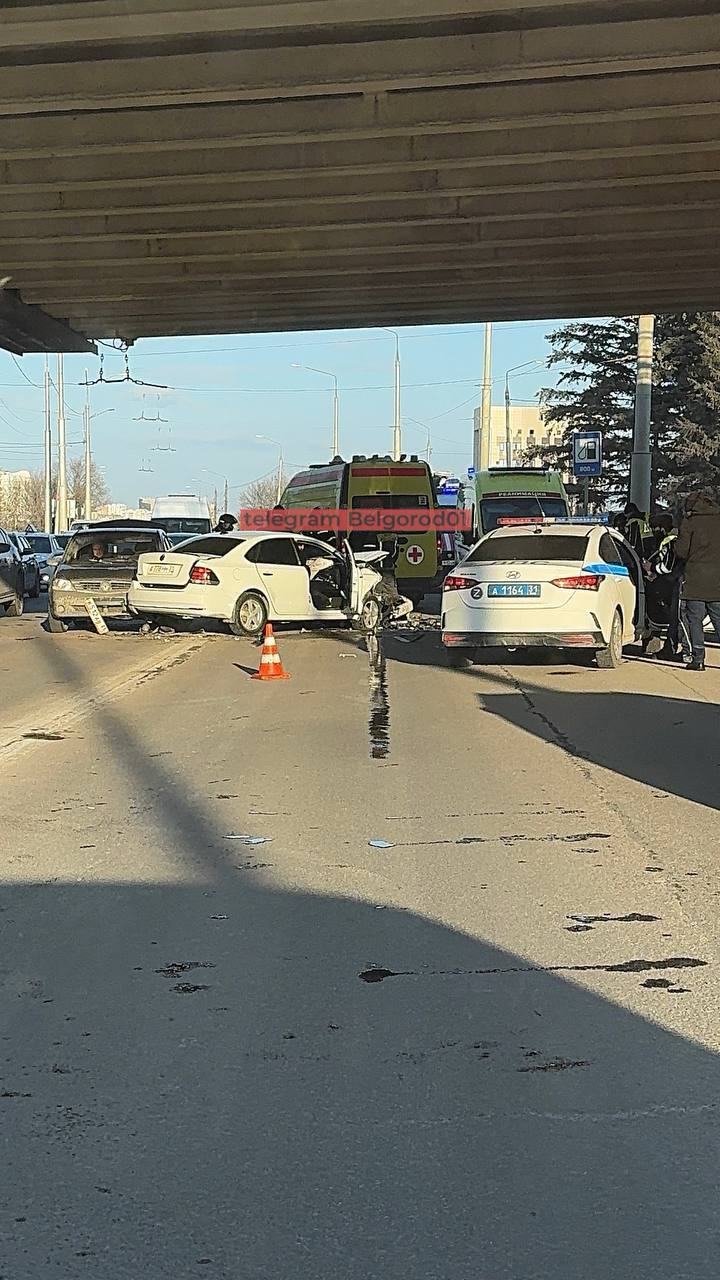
[251,623,290,680]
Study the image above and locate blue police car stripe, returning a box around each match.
[582,563,629,577]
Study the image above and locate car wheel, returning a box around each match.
[229,592,268,637]
[5,591,23,617]
[29,574,40,599]
[359,595,382,633]
[596,609,623,669]
[446,647,474,668]
[47,612,69,633]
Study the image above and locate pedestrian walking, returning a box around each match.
[675,490,720,671]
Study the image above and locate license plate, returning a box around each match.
[487,583,541,598]
[147,563,176,576]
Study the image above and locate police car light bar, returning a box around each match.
[497,515,610,526]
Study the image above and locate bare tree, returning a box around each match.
[0,471,44,529]
[240,475,282,509]
[67,457,109,515]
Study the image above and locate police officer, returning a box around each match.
[623,502,656,561]
[648,516,686,661]
[214,513,237,533]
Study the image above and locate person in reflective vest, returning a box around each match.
[623,502,656,561]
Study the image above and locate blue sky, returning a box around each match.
[0,319,567,506]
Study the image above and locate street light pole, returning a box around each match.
[292,365,340,457]
[392,334,401,461]
[83,369,92,521]
[223,478,229,513]
[255,435,284,504]
[477,322,493,472]
[504,371,512,467]
[43,357,52,532]
[502,358,548,469]
[630,314,655,514]
[56,354,68,532]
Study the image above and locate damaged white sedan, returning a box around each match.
[128,532,412,636]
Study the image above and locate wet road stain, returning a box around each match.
[391,832,611,849]
[566,912,660,931]
[172,983,209,994]
[155,961,216,978]
[22,731,65,741]
[642,978,691,993]
[359,957,706,983]
[366,635,390,760]
[518,1057,590,1073]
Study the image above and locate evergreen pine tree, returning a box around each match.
[539,313,720,505]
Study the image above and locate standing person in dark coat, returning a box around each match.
[675,490,720,671]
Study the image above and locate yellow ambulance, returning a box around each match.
[280,455,441,603]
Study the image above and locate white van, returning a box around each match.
[150,495,212,538]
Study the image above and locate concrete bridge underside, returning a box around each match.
[2,1,720,350]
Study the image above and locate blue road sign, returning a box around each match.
[572,432,603,478]
[467,466,476,479]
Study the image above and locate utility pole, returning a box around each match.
[392,334,401,461]
[476,322,493,472]
[275,448,284,505]
[56,354,68,532]
[43,357,52,532]
[504,371,512,468]
[212,486,218,524]
[223,478,229,514]
[332,379,339,458]
[83,369,92,521]
[629,314,655,515]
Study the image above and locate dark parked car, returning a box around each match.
[0,526,25,617]
[23,531,64,591]
[48,524,172,632]
[9,532,41,598]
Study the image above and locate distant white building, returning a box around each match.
[474,405,566,469]
[94,502,146,521]
[0,468,31,493]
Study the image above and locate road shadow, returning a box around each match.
[1,634,719,1277]
[319,627,720,815]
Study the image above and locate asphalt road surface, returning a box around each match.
[1,602,719,1279]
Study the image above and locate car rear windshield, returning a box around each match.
[151,518,211,535]
[352,494,430,508]
[26,535,52,554]
[467,534,590,562]
[64,532,163,563]
[480,496,567,529]
[174,536,244,557]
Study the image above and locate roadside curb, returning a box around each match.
[0,635,206,762]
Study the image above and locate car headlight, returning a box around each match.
[53,577,73,591]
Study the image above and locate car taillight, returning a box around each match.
[551,574,604,590]
[444,574,477,591]
[436,532,443,561]
[190,564,219,585]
